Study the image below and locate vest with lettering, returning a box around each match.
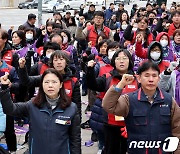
[87,25,110,47]
[106,73,138,126]
[126,88,172,154]
[2,50,14,66]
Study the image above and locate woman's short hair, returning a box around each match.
[49,50,70,68]
[111,49,134,71]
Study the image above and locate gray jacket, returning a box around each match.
[159,70,177,99]
[0,88,81,154]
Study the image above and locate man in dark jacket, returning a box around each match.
[103,61,180,154]
[23,13,39,37]
[115,3,128,21]
[79,4,95,21]
[105,3,115,25]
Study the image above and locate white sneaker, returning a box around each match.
[97,149,102,154]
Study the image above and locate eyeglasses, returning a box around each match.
[115,57,129,61]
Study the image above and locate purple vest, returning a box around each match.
[163,47,174,62]
[15,46,28,58]
[170,41,180,59]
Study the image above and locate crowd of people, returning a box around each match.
[0,1,180,154]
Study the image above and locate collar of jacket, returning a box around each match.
[27,21,35,28]
[137,87,164,103]
[40,101,64,115]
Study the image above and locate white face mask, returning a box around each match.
[63,37,68,44]
[160,40,168,47]
[26,33,33,40]
[46,53,52,59]
[150,52,161,60]
[108,50,116,60]
[132,27,137,31]
[121,24,128,30]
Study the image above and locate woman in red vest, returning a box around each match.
[86,49,139,154]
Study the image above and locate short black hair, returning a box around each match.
[111,49,134,71]
[43,42,61,56]
[107,41,120,52]
[146,3,152,7]
[119,2,124,7]
[171,11,180,18]
[28,13,36,20]
[137,60,160,75]
[110,3,114,6]
[93,11,104,19]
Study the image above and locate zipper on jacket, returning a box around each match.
[30,138,33,154]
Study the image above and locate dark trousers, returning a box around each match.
[104,124,127,154]
[4,115,17,151]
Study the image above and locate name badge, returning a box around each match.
[115,116,124,121]
[55,119,71,125]
[127,85,136,89]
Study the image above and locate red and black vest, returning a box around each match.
[2,50,14,66]
[105,73,138,126]
[87,25,110,47]
[38,61,49,75]
[63,77,78,99]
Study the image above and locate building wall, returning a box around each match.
[0,0,26,7]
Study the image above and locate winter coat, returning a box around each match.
[18,67,81,119]
[159,69,180,106]
[0,88,81,154]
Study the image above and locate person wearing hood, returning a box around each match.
[156,32,176,62]
[135,39,170,73]
[18,50,81,120]
[135,32,176,63]
[87,49,138,154]
[168,11,180,38]
[79,4,95,21]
